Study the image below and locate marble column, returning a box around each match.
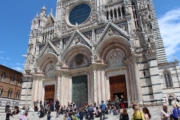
[93,70,97,104]
[105,74,110,101]
[97,70,101,105]
[101,70,106,101]
[133,59,142,103]
[125,71,131,106]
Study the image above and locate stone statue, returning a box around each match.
[108,28,114,36]
[74,36,80,44]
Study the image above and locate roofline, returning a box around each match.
[0,64,22,74]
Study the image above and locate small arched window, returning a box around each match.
[0,88,3,97]
[7,89,12,98]
[16,91,20,99]
[164,71,173,88]
[18,79,22,85]
[1,72,6,81]
[10,76,14,84]
[106,11,109,20]
[110,10,113,19]
[122,6,125,16]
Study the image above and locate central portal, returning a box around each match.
[72,75,88,107]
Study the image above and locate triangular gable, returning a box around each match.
[44,13,55,28]
[63,30,92,52]
[96,22,129,46]
[39,41,59,57]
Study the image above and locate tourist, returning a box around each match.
[169,95,173,106]
[95,106,101,117]
[100,100,106,120]
[142,107,151,120]
[55,99,60,118]
[47,111,52,120]
[6,109,13,120]
[120,108,129,120]
[170,101,179,120]
[132,102,137,110]
[49,100,53,111]
[132,106,145,120]
[79,108,84,120]
[115,95,120,106]
[113,106,118,115]
[160,104,170,120]
[40,100,43,109]
[12,106,19,115]
[39,106,45,118]
[120,95,125,109]
[88,103,94,120]
[22,112,28,120]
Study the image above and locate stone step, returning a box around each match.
[0,106,170,120]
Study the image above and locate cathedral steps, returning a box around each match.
[0,106,172,120]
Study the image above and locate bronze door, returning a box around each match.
[72,75,88,108]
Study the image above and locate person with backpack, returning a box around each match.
[120,108,129,120]
[88,103,94,120]
[132,106,145,120]
[170,101,179,120]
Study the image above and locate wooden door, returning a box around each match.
[44,85,55,102]
[109,75,127,105]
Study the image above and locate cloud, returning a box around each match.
[0,51,6,53]
[16,63,24,66]
[0,57,10,60]
[158,8,180,59]
[12,67,23,72]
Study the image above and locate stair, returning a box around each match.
[0,106,170,120]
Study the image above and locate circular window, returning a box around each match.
[69,4,91,25]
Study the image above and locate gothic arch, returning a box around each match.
[37,52,58,72]
[163,70,173,88]
[96,35,131,62]
[61,44,92,68]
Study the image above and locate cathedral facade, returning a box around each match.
[20,0,180,108]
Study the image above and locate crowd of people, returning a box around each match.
[4,98,180,120]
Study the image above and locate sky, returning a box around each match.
[0,0,180,72]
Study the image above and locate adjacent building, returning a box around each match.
[20,0,180,108]
[0,65,22,112]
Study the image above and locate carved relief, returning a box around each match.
[52,41,60,49]
[45,63,56,78]
[106,49,125,68]
[69,54,91,69]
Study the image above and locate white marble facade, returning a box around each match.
[20,0,180,108]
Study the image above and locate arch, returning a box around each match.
[16,90,20,99]
[7,89,13,98]
[1,72,6,81]
[61,44,92,68]
[0,87,3,97]
[96,35,131,62]
[10,76,14,84]
[163,70,173,88]
[37,52,58,72]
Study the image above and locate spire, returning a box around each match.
[41,5,46,10]
[36,12,39,18]
[50,8,53,14]
[174,55,177,61]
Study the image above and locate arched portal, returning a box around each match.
[96,35,132,107]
